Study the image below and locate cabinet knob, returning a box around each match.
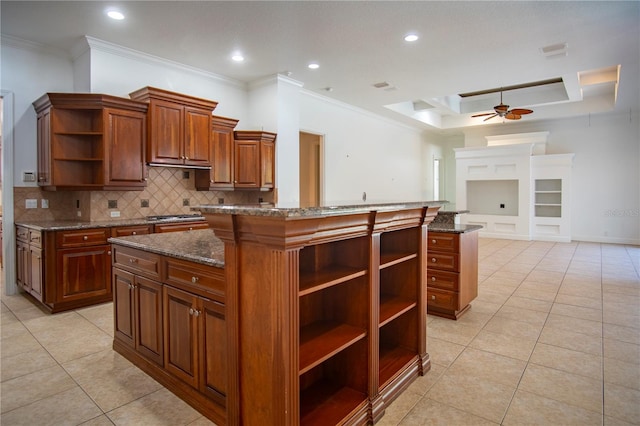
[185,157,189,160]
[432,239,436,244]
[431,295,436,300]
[107,251,111,255]
[132,231,137,235]
[188,227,193,231]
[129,258,138,263]
[191,276,199,283]
[193,310,200,317]
[83,236,88,241]
[189,308,194,315]
[431,276,436,281]
[128,284,133,290]
[431,258,437,263]
[210,180,214,184]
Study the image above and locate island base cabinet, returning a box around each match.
[113,268,164,366]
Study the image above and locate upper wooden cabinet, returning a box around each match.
[194,115,239,191]
[233,130,276,190]
[32,93,148,191]
[129,87,218,169]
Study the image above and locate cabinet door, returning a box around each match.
[56,244,112,303]
[135,276,164,366]
[114,268,136,348]
[163,285,199,388]
[37,110,51,186]
[148,100,183,164]
[211,128,234,188]
[200,298,227,405]
[105,108,147,187]
[29,246,43,301]
[184,107,211,167]
[16,241,28,291]
[260,140,275,189]
[234,140,260,188]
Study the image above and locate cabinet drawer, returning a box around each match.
[427,252,459,272]
[427,232,459,253]
[29,231,43,248]
[165,258,225,300]
[56,228,109,248]
[112,245,161,280]
[427,269,459,291]
[427,288,458,311]
[154,221,209,233]
[111,225,153,237]
[16,226,29,242]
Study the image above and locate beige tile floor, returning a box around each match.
[1,238,639,425]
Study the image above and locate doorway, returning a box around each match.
[299,132,323,207]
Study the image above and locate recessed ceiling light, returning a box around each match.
[107,10,125,20]
[404,34,419,42]
[231,54,245,62]
[308,63,320,70]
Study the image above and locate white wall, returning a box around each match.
[299,92,430,204]
[460,112,640,244]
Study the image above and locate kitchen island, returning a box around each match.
[110,202,442,425]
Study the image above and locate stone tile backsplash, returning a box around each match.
[14,168,272,222]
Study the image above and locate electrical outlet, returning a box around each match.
[500,203,505,208]
[41,199,49,209]
[218,198,224,204]
[108,200,117,209]
[141,199,149,208]
[183,198,190,206]
[110,211,121,218]
[182,171,190,179]
[25,199,37,209]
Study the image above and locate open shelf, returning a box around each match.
[380,252,417,269]
[379,344,417,389]
[379,294,416,327]
[299,321,367,375]
[300,379,367,426]
[299,267,366,297]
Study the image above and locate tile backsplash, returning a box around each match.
[14,168,273,222]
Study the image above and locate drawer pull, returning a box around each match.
[189,308,194,315]
[193,309,200,317]
[432,239,436,244]
[83,236,88,241]
[431,276,436,281]
[191,276,199,283]
[431,295,436,300]
[129,258,138,264]
[132,231,137,235]
[432,258,437,263]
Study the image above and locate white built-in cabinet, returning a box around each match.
[455,132,574,242]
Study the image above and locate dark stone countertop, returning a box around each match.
[15,215,205,231]
[193,200,446,218]
[109,229,224,268]
[427,223,483,233]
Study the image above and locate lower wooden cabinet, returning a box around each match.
[112,244,228,425]
[16,227,43,302]
[427,230,479,319]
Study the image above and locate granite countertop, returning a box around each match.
[15,215,205,231]
[109,229,224,268]
[193,200,447,218]
[428,223,483,233]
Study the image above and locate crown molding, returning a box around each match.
[80,35,245,89]
[0,34,70,58]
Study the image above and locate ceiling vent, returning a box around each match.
[372,81,390,89]
[540,42,568,58]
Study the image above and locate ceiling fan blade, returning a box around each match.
[509,108,533,115]
[483,113,498,122]
[505,113,522,120]
[471,112,495,117]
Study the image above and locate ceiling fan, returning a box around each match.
[471,90,533,121]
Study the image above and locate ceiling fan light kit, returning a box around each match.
[471,90,533,122]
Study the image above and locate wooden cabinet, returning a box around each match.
[427,231,478,320]
[16,226,43,302]
[194,115,239,190]
[54,228,112,307]
[112,245,228,425]
[232,131,276,190]
[32,93,148,191]
[154,220,209,233]
[129,87,218,168]
[111,224,153,237]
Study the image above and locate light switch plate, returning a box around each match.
[110,211,121,218]
[25,199,37,209]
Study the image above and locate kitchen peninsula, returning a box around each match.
[109,202,442,425]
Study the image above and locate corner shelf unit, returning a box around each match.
[205,205,438,425]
